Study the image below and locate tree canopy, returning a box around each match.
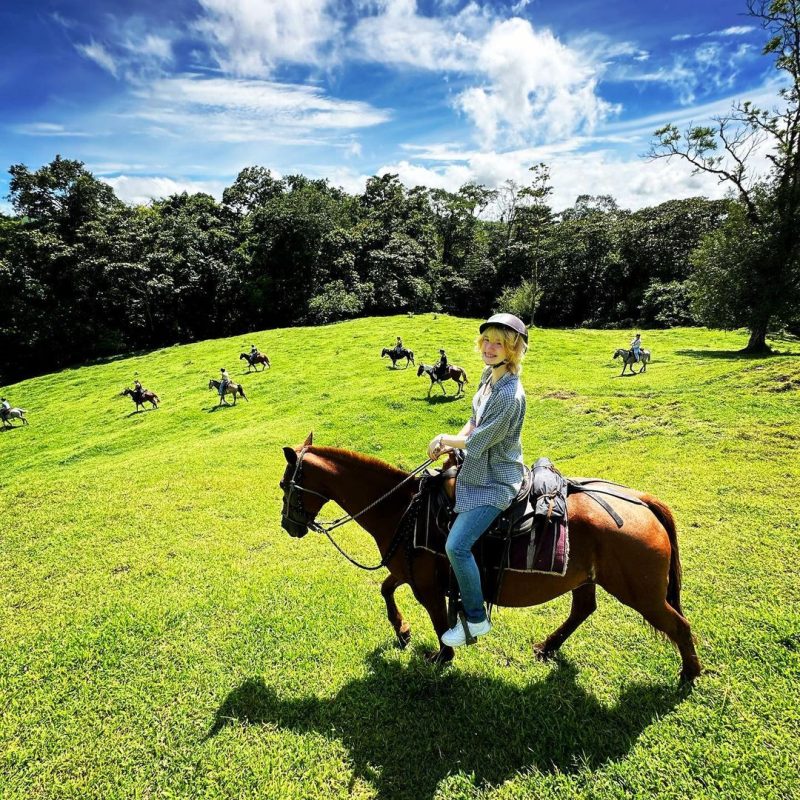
[650,0,800,351]
[0,155,731,383]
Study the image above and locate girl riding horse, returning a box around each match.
[428,313,528,647]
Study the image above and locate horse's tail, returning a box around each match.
[642,494,683,617]
[240,385,248,400]
[462,368,468,383]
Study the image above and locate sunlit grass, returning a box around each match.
[1,316,799,799]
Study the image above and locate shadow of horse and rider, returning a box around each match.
[209,648,687,800]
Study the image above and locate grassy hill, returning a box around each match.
[1,315,799,799]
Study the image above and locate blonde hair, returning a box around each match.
[475,325,527,375]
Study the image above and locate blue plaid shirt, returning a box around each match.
[454,368,526,513]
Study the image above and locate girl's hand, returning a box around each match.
[427,435,445,460]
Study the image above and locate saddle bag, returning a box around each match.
[532,457,567,520]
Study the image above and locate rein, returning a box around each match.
[284,448,434,570]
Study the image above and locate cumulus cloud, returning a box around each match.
[376,146,730,213]
[456,19,617,146]
[352,5,614,146]
[350,0,488,70]
[195,0,341,76]
[102,175,228,205]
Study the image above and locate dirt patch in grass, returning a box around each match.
[543,390,578,400]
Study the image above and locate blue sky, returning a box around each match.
[0,0,782,213]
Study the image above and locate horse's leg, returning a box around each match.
[381,574,411,648]
[439,381,446,396]
[416,584,455,664]
[534,582,597,660]
[598,553,702,682]
[637,601,702,682]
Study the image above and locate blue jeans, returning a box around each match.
[445,505,502,623]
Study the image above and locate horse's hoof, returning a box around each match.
[533,644,557,662]
[396,628,412,649]
[424,647,454,665]
[679,663,702,685]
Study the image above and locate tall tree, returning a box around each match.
[650,0,800,351]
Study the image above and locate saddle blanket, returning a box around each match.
[411,483,569,577]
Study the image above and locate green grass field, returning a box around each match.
[1,315,799,799]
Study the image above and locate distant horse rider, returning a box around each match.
[133,379,144,397]
[435,348,448,380]
[0,397,10,424]
[394,336,404,354]
[250,344,261,360]
[630,333,642,363]
[219,367,230,398]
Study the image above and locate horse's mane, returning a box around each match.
[309,446,410,480]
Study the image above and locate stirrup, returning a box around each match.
[457,610,478,646]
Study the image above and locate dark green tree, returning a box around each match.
[650,0,800,351]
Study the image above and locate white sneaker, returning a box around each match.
[441,617,492,647]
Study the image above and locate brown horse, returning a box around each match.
[122,387,159,411]
[208,379,247,406]
[280,434,702,682]
[381,347,415,368]
[417,363,468,397]
[240,352,271,372]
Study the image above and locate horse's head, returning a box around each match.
[208,379,216,390]
[613,350,623,359]
[280,433,329,538]
[381,348,388,357]
[416,364,425,377]
[239,353,247,360]
[122,388,131,396]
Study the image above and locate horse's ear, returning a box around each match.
[283,447,298,465]
[303,431,313,447]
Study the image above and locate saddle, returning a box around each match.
[409,456,569,580]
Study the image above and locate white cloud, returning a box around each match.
[14,122,93,137]
[137,34,173,62]
[127,75,391,142]
[377,146,731,213]
[352,5,614,146]
[611,39,755,105]
[456,18,617,146]
[76,41,118,77]
[350,0,488,70]
[102,175,228,205]
[671,25,755,42]
[713,26,755,37]
[195,0,341,76]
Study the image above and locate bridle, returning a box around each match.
[280,447,434,570]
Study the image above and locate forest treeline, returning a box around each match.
[0,157,733,382]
